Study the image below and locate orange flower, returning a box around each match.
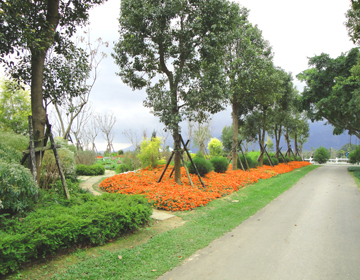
[99,161,311,211]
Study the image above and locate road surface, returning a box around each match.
[158,165,360,280]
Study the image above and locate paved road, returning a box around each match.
[158,166,360,280]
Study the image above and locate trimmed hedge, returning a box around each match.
[187,156,213,177]
[0,193,152,275]
[210,156,229,173]
[76,164,105,176]
[263,156,279,166]
[238,154,259,170]
[116,163,131,174]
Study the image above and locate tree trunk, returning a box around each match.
[274,124,282,160]
[231,102,239,170]
[285,128,291,152]
[294,133,298,156]
[31,52,48,183]
[259,111,267,166]
[173,127,182,184]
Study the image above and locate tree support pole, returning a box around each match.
[276,147,287,164]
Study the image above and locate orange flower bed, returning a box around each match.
[100,161,311,211]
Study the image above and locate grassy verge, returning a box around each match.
[8,164,318,280]
[348,166,360,190]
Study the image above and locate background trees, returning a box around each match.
[297,48,360,139]
[113,0,240,183]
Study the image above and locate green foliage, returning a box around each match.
[0,130,28,152]
[0,193,152,275]
[348,166,360,172]
[137,137,162,169]
[238,154,259,169]
[75,164,105,176]
[0,159,38,213]
[207,138,224,157]
[349,147,360,164]
[187,157,213,177]
[263,156,279,166]
[118,150,124,155]
[313,146,330,164]
[0,143,22,163]
[210,156,229,173]
[265,137,274,152]
[0,79,31,135]
[116,164,131,174]
[220,125,233,153]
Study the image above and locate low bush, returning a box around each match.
[313,146,330,164]
[0,130,28,152]
[210,156,229,173]
[75,164,105,176]
[238,154,259,170]
[116,163,131,174]
[0,159,38,213]
[0,143,22,163]
[0,193,152,275]
[348,166,360,172]
[187,156,213,177]
[263,156,279,166]
[349,147,360,164]
[137,137,162,169]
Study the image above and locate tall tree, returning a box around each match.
[297,48,360,139]
[96,111,116,155]
[113,0,240,184]
[224,11,274,169]
[0,0,106,181]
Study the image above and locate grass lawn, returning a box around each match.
[6,164,319,280]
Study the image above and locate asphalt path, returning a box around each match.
[158,165,360,280]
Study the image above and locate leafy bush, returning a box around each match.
[263,156,279,166]
[349,147,360,164]
[187,156,213,177]
[348,166,360,172]
[313,146,330,164]
[116,164,131,174]
[118,150,124,155]
[137,137,162,169]
[75,164,105,176]
[0,193,152,275]
[207,138,224,157]
[0,160,38,213]
[238,154,259,170]
[210,156,229,173]
[0,130,28,152]
[75,150,96,165]
[0,143,22,163]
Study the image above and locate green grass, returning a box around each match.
[48,165,318,280]
[6,164,318,280]
[348,166,360,190]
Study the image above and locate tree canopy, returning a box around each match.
[297,48,360,138]
[113,0,241,183]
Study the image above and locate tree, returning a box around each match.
[123,129,141,151]
[313,146,330,164]
[224,17,274,169]
[0,0,106,182]
[220,125,233,153]
[96,112,117,155]
[289,113,310,156]
[297,48,360,139]
[112,0,240,184]
[207,138,224,157]
[346,0,360,45]
[0,78,31,135]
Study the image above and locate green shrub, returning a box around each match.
[238,154,259,170]
[0,193,152,275]
[263,156,279,166]
[207,138,224,157]
[137,137,162,169]
[0,160,38,213]
[349,147,360,164]
[0,130,28,152]
[75,164,105,176]
[187,156,213,177]
[116,164,131,174]
[0,143,22,163]
[348,166,360,172]
[118,150,124,155]
[313,146,330,164]
[210,156,229,173]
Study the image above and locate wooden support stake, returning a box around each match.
[170,140,189,178]
[48,124,70,199]
[22,144,61,155]
[276,147,287,164]
[239,144,249,170]
[257,144,267,162]
[179,150,194,188]
[28,116,38,184]
[180,135,206,188]
[158,151,175,183]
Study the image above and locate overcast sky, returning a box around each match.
[1,0,356,151]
